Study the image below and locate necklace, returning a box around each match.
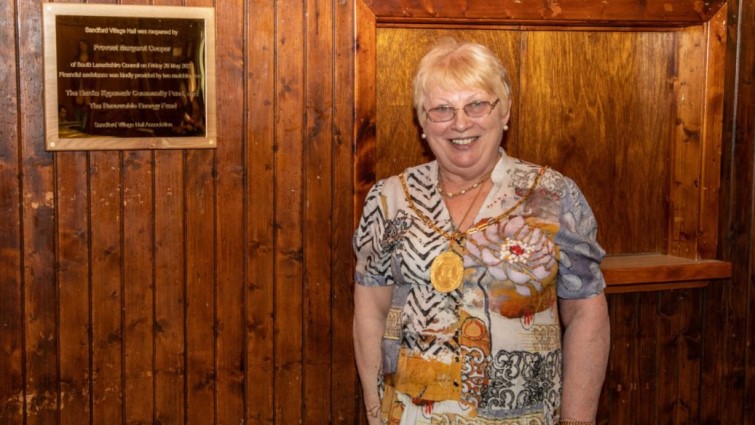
[453,178,487,233]
[437,171,492,198]
[400,166,547,293]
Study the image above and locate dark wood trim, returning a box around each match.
[362,0,727,27]
[354,0,378,225]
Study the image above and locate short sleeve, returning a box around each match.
[353,180,394,287]
[555,178,606,299]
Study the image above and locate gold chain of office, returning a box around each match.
[399,166,547,243]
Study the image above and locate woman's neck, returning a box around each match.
[438,154,500,194]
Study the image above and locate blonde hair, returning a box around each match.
[412,38,512,124]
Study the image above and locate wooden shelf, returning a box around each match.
[602,254,732,294]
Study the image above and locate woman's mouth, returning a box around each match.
[450,137,477,146]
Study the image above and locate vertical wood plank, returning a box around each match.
[353,5,378,421]
[698,7,728,259]
[651,289,701,425]
[154,151,186,424]
[183,147,216,424]
[698,283,727,420]
[246,0,276,422]
[669,28,705,258]
[118,0,156,414]
[747,204,755,423]
[304,0,333,422]
[738,4,755,424]
[182,0,217,421]
[22,170,58,425]
[122,150,155,424]
[83,1,121,424]
[275,0,306,422]
[213,0,246,423]
[89,151,124,424]
[656,290,682,425]
[636,293,659,424]
[332,0,359,422]
[120,3,156,424]
[148,0,187,421]
[56,153,91,425]
[18,0,58,422]
[677,289,703,424]
[354,0,377,219]
[0,0,23,421]
[606,293,641,424]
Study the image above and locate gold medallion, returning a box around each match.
[430,250,464,293]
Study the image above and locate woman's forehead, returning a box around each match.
[424,86,489,102]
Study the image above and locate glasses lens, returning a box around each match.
[427,106,455,122]
[464,101,492,118]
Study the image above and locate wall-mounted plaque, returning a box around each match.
[43,3,216,150]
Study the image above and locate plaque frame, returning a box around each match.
[42,3,217,151]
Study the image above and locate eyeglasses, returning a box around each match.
[424,99,500,123]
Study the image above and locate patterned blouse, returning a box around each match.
[354,150,606,424]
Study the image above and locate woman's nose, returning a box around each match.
[450,110,473,131]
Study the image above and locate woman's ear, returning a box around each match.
[500,98,512,121]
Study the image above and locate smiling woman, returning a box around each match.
[353,37,610,425]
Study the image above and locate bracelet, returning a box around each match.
[560,420,594,425]
[367,404,380,418]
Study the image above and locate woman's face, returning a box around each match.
[422,86,510,181]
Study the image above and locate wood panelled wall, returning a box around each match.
[0,0,357,423]
[0,2,752,425]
